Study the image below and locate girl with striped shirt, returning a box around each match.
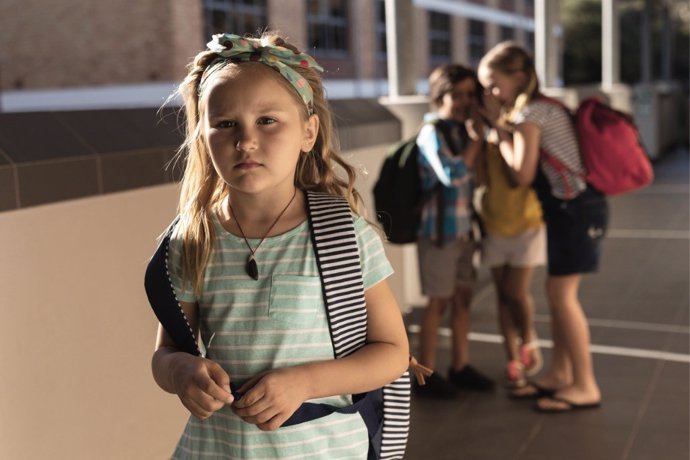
[478,42,608,413]
[151,32,409,459]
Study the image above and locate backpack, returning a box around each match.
[373,120,453,244]
[144,191,410,460]
[540,96,654,196]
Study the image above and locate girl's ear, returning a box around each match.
[301,114,320,152]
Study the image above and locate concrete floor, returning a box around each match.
[403,148,689,460]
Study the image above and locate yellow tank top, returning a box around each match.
[479,143,543,237]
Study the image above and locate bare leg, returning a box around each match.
[450,285,473,370]
[537,274,601,409]
[419,297,449,369]
[503,266,537,344]
[511,276,573,397]
[492,265,520,362]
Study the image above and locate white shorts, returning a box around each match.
[482,226,546,268]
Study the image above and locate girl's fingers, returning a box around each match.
[238,405,282,427]
[182,397,214,420]
[257,413,288,432]
[233,380,267,409]
[205,364,235,404]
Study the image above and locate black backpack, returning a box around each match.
[373,120,454,244]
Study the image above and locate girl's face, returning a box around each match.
[201,63,319,197]
[478,67,525,106]
[438,77,478,122]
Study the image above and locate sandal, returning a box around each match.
[519,339,543,377]
[508,381,556,400]
[535,396,602,413]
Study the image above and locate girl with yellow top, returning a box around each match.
[475,135,546,389]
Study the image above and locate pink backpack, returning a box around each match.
[540,96,654,196]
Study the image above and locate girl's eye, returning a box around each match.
[216,120,236,129]
[258,117,276,125]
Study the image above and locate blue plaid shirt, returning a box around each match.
[416,113,472,243]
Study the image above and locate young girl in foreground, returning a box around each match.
[478,42,608,412]
[151,32,409,458]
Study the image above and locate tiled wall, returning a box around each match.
[0,99,402,212]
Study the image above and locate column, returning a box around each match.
[533,0,561,87]
[385,0,416,97]
[602,0,620,89]
[640,0,652,83]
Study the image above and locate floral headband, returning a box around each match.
[199,33,324,115]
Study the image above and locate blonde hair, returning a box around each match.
[171,32,364,296]
[478,41,540,130]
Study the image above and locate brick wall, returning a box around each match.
[0,0,203,90]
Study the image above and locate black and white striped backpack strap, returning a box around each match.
[305,190,410,460]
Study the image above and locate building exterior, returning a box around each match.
[0,0,534,101]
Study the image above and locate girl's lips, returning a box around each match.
[235,161,261,170]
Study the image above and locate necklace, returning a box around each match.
[228,188,297,280]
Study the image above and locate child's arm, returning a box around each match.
[151,300,234,420]
[462,105,487,170]
[497,122,541,186]
[479,94,541,186]
[232,279,409,431]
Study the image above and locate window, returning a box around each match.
[525,31,535,52]
[376,0,387,60]
[501,25,514,42]
[429,11,452,67]
[203,0,267,39]
[524,0,534,16]
[469,20,486,67]
[307,0,349,57]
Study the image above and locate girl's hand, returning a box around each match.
[479,92,503,127]
[232,367,308,431]
[466,105,487,141]
[169,353,235,420]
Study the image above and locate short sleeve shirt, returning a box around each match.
[166,213,393,459]
[514,100,587,199]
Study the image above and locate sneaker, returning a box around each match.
[413,372,459,399]
[448,364,496,392]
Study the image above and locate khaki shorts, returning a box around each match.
[482,226,546,268]
[417,237,477,298]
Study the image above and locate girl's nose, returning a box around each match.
[235,131,257,152]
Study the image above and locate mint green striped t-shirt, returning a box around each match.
[167,212,394,460]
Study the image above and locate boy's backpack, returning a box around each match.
[540,96,654,196]
[373,120,453,244]
[144,190,410,460]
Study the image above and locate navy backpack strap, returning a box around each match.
[144,217,202,356]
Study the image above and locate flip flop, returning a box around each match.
[508,381,556,400]
[534,396,602,413]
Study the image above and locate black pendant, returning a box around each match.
[246,254,259,280]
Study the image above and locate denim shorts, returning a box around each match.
[541,187,609,276]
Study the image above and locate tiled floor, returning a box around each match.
[404,149,689,460]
